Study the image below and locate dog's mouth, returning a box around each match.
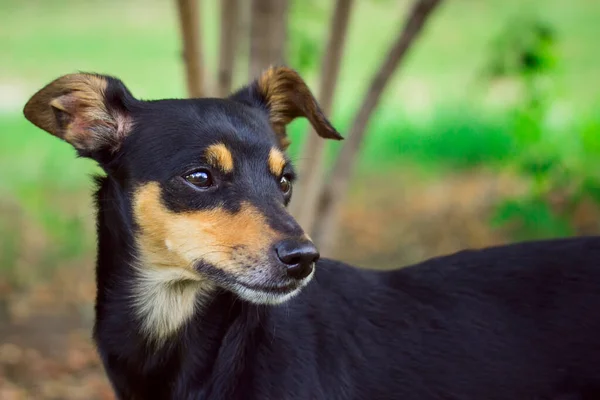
[234,280,300,294]
[194,262,311,304]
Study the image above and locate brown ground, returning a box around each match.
[1,169,597,399]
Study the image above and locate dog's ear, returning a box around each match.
[230,66,343,149]
[23,73,135,157]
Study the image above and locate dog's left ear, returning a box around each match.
[23,73,135,158]
[230,66,343,149]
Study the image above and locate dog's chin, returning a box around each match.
[230,269,315,305]
[231,285,303,305]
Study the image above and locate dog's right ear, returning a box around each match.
[23,73,135,157]
[229,66,342,150]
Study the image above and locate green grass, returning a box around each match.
[362,109,516,169]
[285,105,517,173]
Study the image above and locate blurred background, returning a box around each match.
[1,0,600,397]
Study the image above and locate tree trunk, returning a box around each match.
[176,0,204,97]
[218,0,239,97]
[290,0,354,233]
[269,0,288,66]
[248,0,288,79]
[313,0,443,255]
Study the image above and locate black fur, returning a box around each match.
[96,202,600,400]
[26,73,600,399]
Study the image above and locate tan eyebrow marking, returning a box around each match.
[205,143,234,173]
[268,147,286,177]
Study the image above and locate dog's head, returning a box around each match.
[23,67,342,307]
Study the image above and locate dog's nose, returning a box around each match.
[275,239,319,280]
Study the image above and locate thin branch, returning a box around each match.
[313,0,443,254]
[248,0,288,79]
[218,0,240,97]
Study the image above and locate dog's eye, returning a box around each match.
[184,169,213,188]
[279,175,292,195]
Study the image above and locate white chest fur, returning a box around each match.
[132,266,214,343]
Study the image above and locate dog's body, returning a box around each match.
[98,227,600,400]
[24,68,600,399]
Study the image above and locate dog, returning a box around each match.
[23,67,600,399]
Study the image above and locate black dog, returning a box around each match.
[24,67,600,399]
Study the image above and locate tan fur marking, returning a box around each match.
[205,143,234,173]
[268,147,286,177]
[133,182,280,274]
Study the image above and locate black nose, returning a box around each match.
[275,239,319,280]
